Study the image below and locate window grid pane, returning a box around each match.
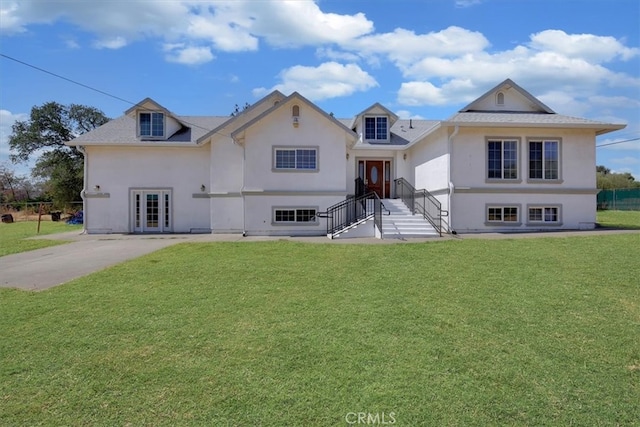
[503,141,518,179]
[296,209,316,222]
[151,113,164,137]
[504,207,518,222]
[488,141,502,179]
[529,208,543,222]
[544,141,559,179]
[276,150,296,169]
[275,209,295,222]
[376,117,387,140]
[529,142,543,179]
[488,207,502,221]
[544,207,558,222]
[365,117,376,140]
[296,149,316,170]
[140,113,151,136]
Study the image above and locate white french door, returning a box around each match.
[131,189,172,233]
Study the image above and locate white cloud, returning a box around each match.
[455,0,482,7]
[0,110,28,159]
[246,1,373,47]
[93,36,127,50]
[529,30,639,63]
[397,79,478,106]
[390,29,639,109]
[253,62,378,101]
[610,156,640,165]
[395,110,425,120]
[0,0,373,53]
[349,26,490,69]
[588,96,640,109]
[163,44,215,65]
[316,47,361,63]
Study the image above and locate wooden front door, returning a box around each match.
[365,160,384,198]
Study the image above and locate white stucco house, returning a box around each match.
[68,79,625,237]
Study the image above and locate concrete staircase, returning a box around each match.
[381,199,439,239]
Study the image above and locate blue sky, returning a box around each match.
[1,0,639,178]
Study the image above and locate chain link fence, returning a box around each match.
[597,188,640,211]
[1,202,83,222]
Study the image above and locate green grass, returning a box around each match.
[0,221,82,257]
[597,210,640,229]
[1,236,639,426]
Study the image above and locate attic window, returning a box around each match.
[292,105,300,117]
[140,112,164,138]
[496,92,505,106]
[364,116,388,141]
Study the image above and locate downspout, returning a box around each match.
[232,136,247,236]
[77,145,88,234]
[447,125,459,234]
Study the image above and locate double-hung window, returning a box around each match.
[487,206,519,223]
[529,140,559,180]
[364,117,388,141]
[140,112,164,138]
[487,139,518,180]
[528,206,560,224]
[274,147,318,171]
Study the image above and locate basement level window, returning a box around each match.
[274,208,317,224]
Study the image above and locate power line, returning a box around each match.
[3,52,638,145]
[0,53,222,134]
[1,53,137,106]
[596,137,640,148]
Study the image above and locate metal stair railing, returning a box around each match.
[318,178,387,238]
[393,178,445,236]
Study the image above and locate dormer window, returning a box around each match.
[140,112,164,138]
[364,116,388,141]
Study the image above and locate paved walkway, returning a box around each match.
[1,228,638,291]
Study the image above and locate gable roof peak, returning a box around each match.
[460,78,555,114]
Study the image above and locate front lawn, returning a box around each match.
[597,209,640,229]
[0,221,82,257]
[1,236,639,426]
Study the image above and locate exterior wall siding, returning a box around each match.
[84,145,210,233]
[449,127,597,232]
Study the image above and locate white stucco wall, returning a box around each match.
[448,127,598,232]
[241,103,349,193]
[84,145,210,233]
[243,195,344,236]
[410,128,450,193]
[451,193,596,232]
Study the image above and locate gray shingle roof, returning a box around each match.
[69,115,229,145]
[446,112,615,126]
[339,118,440,146]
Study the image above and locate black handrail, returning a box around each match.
[324,180,385,238]
[394,178,443,236]
[355,177,367,197]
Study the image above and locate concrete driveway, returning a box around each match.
[0,233,206,291]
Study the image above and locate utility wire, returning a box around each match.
[3,52,638,145]
[0,53,223,134]
[1,53,137,106]
[596,137,640,148]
